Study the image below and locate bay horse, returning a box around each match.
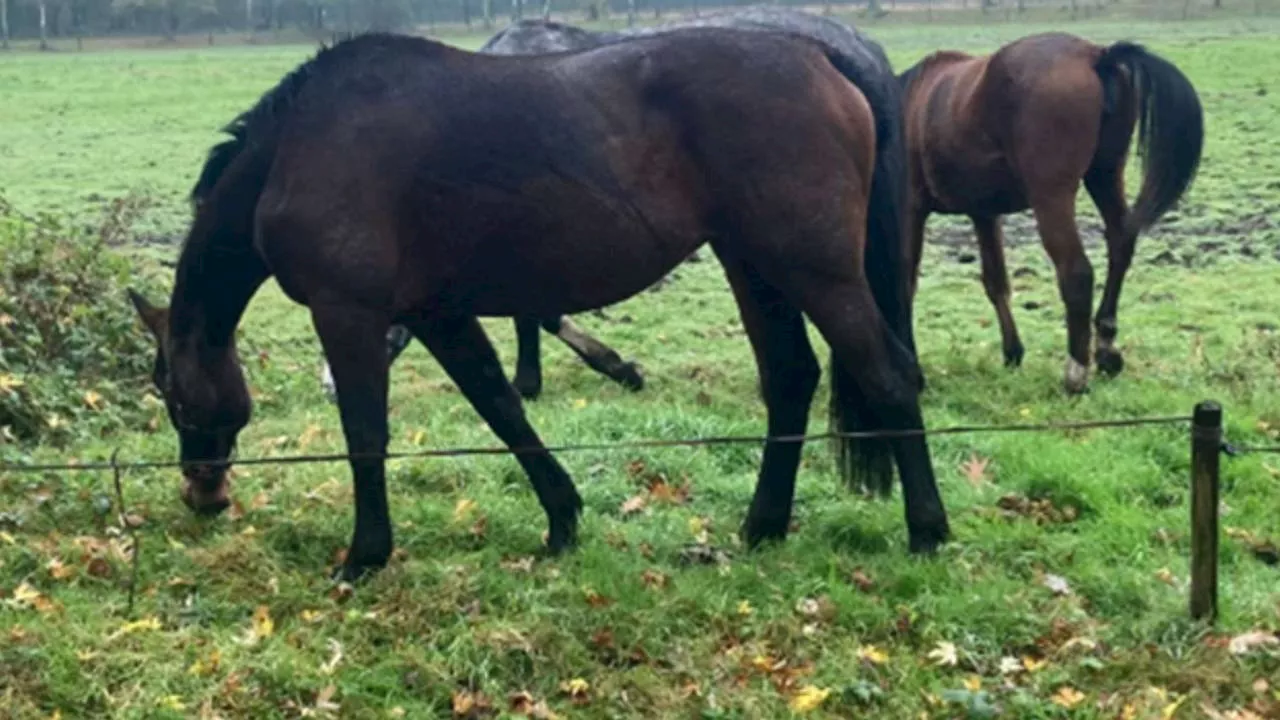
[128,28,946,582]
[321,6,916,411]
[898,32,1203,393]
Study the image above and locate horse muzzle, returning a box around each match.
[180,465,231,516]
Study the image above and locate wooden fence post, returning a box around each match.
[1190,400,1222,623]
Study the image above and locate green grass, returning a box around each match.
[3,13,1280,720]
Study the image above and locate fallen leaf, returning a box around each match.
[788,685,831,713]
[453,499,477,523]
[320,639,344,675]
[1051,686,1085,709]
[1043,574,1072,596]
[583,588,612,608]
[850,569,875,593]
[572,398,588,410]
[451,689,491,717]
[641,569,668,589]
[47,558,75,580]
[737,600,754,617]
[857,645,889,665]
[187,648,222,677]
[312,684,340,716]
[158,695,185,711]
[83,390,104,410]
[619,495,646,517]
[0,531,15,545]
[108,616,161,639]
[999,657,1022,675]
[960,453,991,488]
[1156,568,1177,586]
[1229,631,1279,656]
[928,641,959,667]
[1022,656,1048,673]
[963,675,982,692]
[300,609,323,623]
[86,557,112,578]
[559,677,590,703]
[245,605,274,644]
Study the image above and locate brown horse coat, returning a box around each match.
[900,32,1203,392]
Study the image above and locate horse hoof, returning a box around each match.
[1003,342,1025,368]
[512,377,542,401]
[332,557,386,585]
[907,520,950,555]
[1063,357,1090,395]
[1096,347,1124,377]
[740,514,789,550]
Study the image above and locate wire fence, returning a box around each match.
[0,413,1203,475]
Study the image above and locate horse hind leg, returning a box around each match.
[787,270,950,554]
[1030,191,1095,394]
[1085,165,1136,377]
[540,316,644,393]
[511,316,544,400]
[405,313,583,552]
[972,215,1025,367]
[713,253,820,547]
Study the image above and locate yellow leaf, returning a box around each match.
[963,675,982,692]
[1119,703,1138,720]
[572,398,588,410]
[453,499,477,523]
[1161,694,1188,719]
[788,685,831,713]
[301,609,324,623]
[737,600,754,617]
[82,390,103,410]
[108,616,161,639]
[858,645,889,665]
[49,711,61,720]
[0,531,16,545]
[0,374,24,393]
[560,677,590,698]
[187,649,221,676]
[47,558,75,580]
[75,650,98,662]
[411,430,427,446]
[1022,656,1048,673]
[1051,686,1085,709]
[159,695,185,711]
[251,605,274,640]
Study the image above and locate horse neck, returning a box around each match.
[169,214,268,356]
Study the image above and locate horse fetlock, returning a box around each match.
[512,373,542,400]
[1063,356,1091,394]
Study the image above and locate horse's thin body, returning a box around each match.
[131,28,944,581]
[899,32,1203,393]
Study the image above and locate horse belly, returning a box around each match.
[459,189,705,318]
[926,150,1026,216]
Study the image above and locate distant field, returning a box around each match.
[2,12,1280,720]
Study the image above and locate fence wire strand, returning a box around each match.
[0,414,1192,475]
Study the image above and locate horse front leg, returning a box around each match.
[511,315,544,400]
[311,304,394,582]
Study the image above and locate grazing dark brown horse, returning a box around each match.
[324,7,915,409]
[898,32,1203,393]
[129,28,946,582]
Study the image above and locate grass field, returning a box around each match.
[3,10,1280,719]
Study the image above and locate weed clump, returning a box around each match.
[0,195,162,447]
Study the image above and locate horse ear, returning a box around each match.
[127,288,169,342]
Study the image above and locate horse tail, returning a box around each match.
[1094,41,1204,236]
[821,47,917,497]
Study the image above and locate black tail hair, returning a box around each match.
[1094,41,1204,236]
[821,47,918,497]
